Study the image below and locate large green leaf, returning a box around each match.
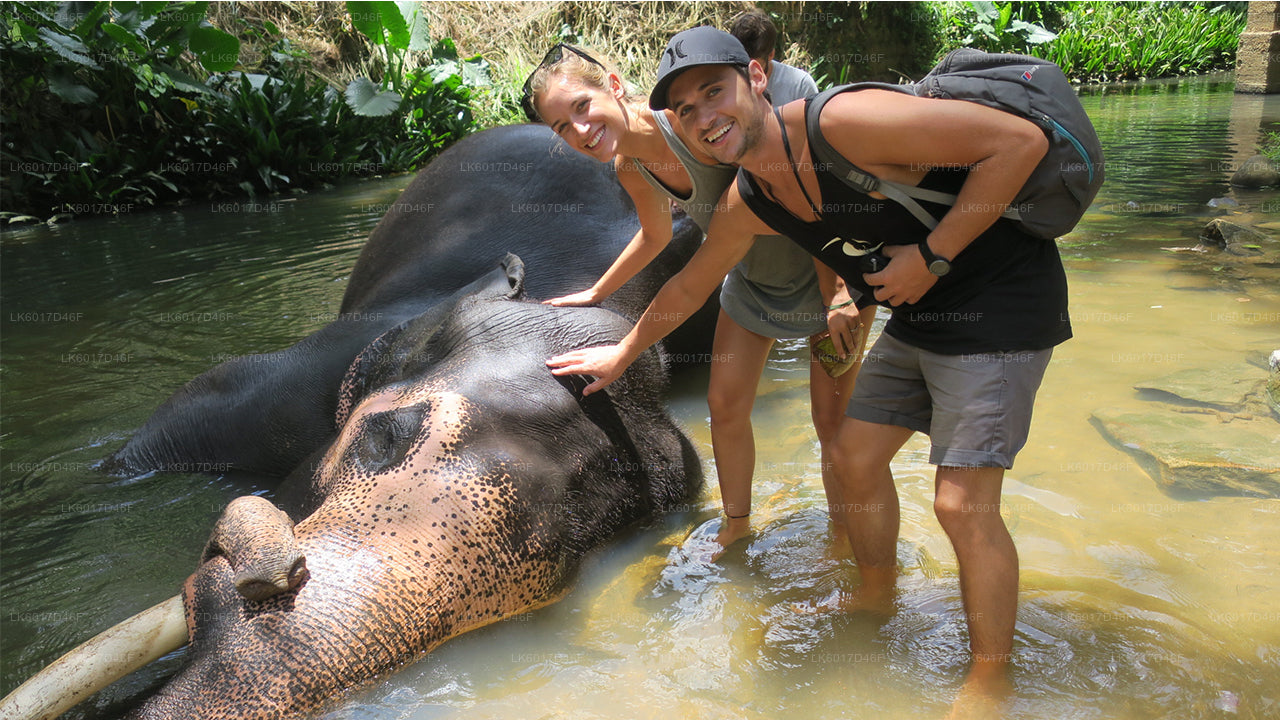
[347,1,385,46]
[189,25,239,72]
[100,22,147,54]
[345,76,401,116]
[37,28,101,68]
[398,0,431,51]
[1012,20,1058,44]
[71,2,111,38]
[378,1,410,50]
[47,72,99,104]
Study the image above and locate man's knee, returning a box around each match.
[933,478,1005,536]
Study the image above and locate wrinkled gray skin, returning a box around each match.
[100,125,712,719]
[107,123,715,479]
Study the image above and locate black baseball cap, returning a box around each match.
[650,26,751,110]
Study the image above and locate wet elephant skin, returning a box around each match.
[99,125,713,718]
[106,124,714,479]
[132,260,702,718]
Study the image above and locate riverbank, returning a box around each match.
[0,1,1248,223]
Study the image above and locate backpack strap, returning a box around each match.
[805,84,1025,230]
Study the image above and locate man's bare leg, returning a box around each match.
[935,466,1017,717]
[825,417,913,613]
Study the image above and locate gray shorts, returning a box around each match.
[846,333,1053,469]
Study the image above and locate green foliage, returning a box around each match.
[939,1,1057,54]
[931,1,1247,83]
[1035,2,1247,83]
[1262,132,1280,164]
[1,1,483,221]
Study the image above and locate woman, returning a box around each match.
[523,43,873,551]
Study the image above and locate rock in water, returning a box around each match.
[1269,350,1280,420]
[1091,408,1280,497]
[1134,364,1264,411]
[1229,154,1280,188]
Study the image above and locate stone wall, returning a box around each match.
[1236,1,1280,93]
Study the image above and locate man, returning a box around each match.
[546,26,1070,709]
[730,8,815,105]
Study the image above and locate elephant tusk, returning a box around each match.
[0,595,188,720]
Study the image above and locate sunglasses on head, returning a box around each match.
[521,43,606,122]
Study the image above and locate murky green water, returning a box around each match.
[3,75,1278,719]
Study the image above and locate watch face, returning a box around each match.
[928,259,951,276]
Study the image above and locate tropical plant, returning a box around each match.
[1,0,486,221]
[1035,2,1246,83]
[938,1,1058,54]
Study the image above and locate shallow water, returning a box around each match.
[2,76,1278,719]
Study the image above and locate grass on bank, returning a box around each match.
[433,1,1246,130]
[1,1,1250,221]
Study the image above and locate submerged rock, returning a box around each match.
[1200,218,1272,249]
[1269,350,1280,420]
[1091,408,1280,497]
[1229,154,1280,188]
[1134,364,1264,411]
[1093,359,1280,497]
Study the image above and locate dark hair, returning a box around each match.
[729,9,778,62]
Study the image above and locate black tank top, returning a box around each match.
[736,96,1072,355]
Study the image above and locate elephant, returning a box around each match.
[105,123,715,480]
[1,124,712,720]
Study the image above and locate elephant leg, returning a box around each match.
[202,496,306,601]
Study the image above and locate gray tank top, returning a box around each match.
[632,111,736,233]
[636,105,826,339]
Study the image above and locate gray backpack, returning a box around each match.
[806,48,1104,240]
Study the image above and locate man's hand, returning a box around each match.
[546,344,633,396]
[543,288,600,307]
[865,244,938,306]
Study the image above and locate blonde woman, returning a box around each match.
[523,41,872,552]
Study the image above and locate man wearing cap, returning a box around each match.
[547,25,1072,711]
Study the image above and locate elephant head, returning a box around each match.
[122,255,702,719]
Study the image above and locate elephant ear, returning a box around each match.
[335,253,525,427]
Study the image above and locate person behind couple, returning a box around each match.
[547,25,1072,708]
[523,25,872,551]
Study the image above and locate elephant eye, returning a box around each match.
[350,402,429,473]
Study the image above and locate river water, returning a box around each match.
[2,76,1278,719]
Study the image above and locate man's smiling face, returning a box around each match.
[666,62,768,165]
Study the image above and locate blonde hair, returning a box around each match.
[526,46,645,122]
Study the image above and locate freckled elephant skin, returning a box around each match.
[83,126,714,719]
[129,262,702,719]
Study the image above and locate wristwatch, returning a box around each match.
[918,239,952,276]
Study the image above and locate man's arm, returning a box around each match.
[547,183,773,395]
[820,90,1049,305]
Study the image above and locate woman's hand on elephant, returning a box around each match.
[543,289,600,307]
[825,304,863,359]
[546,344,631,396]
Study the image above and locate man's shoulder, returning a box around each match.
[768,60,819,104]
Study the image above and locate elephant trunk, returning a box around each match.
[130,475,567,720]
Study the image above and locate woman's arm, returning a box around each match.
[813,260,861,358]
[544,159,675,306]
[547,183,772,395]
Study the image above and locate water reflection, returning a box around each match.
[2,76,1278,719]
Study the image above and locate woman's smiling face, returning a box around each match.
[536,73,627,162]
